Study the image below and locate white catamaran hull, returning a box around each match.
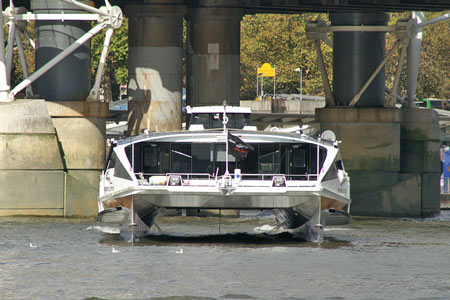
[98,107,351,242]
[99,178,349,242]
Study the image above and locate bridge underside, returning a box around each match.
[0,0,447,218]
[12,0,450,13]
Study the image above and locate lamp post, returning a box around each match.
[295,67,302,100]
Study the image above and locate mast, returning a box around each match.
[223,102,229,176]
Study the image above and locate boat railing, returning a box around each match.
[136,172,319,188]
[241,174,318,182]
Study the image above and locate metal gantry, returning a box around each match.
[0,0,123,103]
[306,12,450,108]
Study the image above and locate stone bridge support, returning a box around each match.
[186,0,243,106]
[316,12,440,217]
[318,108,440,217]
[126,1,185,135]
[0,1,108,217]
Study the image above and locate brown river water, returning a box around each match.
[1,210,450,300]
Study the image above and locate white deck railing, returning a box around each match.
[136,172,319,188]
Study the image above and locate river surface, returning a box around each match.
[1,211,450,300]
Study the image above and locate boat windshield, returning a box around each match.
[188,113,252,129]
[122,141,326,178]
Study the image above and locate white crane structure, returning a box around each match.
[306,12,449,108]
[0,0,123,103]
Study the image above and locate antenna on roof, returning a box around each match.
[222,100,228,132]
[223,100,230,176]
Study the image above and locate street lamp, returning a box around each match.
[295,68,302,100]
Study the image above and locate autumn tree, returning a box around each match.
[91,18,128,101]
[240,13,332,100]
[385,12,450,101]
[417,12,450,100]
[9,23,35,94]
[240,12,449,102]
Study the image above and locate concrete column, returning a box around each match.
[400,107,441,217]
[126,2,185,135]
[0,100,65,216]
[186,0,243,107]
[317,107,440,218]
[32,0,91,101]
[317,107,405,217]
[330,12,389,107]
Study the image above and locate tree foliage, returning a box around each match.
[91,18,128,101]
[240,12,449,101]
[417,12,450,99]
[385,12,450,101]
[9,23,35,94]
[240,13,332,100]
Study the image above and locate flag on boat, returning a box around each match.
[227,132,254,160]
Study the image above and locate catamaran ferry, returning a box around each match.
[98,106,351,242]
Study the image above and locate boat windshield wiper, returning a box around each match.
[171,150,192,159]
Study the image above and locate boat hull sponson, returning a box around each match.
[101,190,347,242]
[131,191,322,210]
[104,192,338,242]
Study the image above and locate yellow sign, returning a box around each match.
[257,63,275,77]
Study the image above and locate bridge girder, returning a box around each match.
[6,0,450,12]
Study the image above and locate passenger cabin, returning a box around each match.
[107,135,330,182]
[104,106,344,185]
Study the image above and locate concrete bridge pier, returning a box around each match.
[186,0,243,106]
[318,108,440,217]
[126,2,185,135]
[317,12,440,217]
[34,0,108,217]
[0,0,108,217]
[399,108,441,216]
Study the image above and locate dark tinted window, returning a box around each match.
[171,144,192,173]
[259,144,280,173]
[309,145,327,174]
[113,152,133,180]
[190,114,209,127]
[323,160,338,181]
[336,160,344,170]
[188,113,252,129]
[238,143,258,174]
[161,143,170,173]
[143,144,159,173]
[214,144,236,175]
[292,146,306,167]
[210,114,222,128]
[234,114,246,128]
[192,143,213,173]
